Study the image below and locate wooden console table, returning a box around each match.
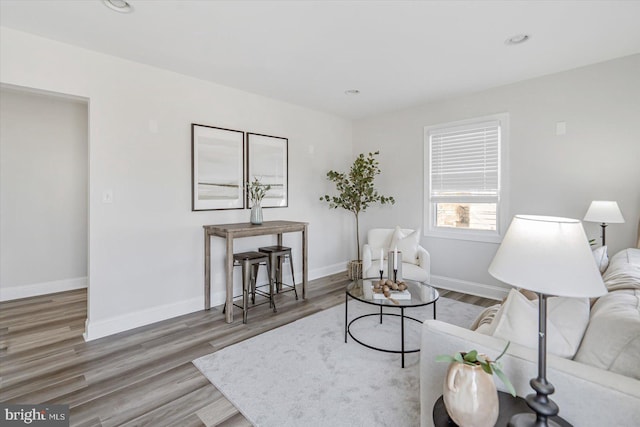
[203,220,308,323]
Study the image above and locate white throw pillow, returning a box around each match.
[592,246,609,274]
[470,304,501,331]
[389,226,421,265]
[487,289,590,359]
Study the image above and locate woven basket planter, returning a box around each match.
[347,260,363,280]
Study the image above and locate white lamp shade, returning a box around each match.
[489,215,606,298]
[583,201,625,224]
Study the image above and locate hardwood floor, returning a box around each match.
[0,273,497,426]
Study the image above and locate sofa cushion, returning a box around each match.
[603,248,640,292]
[481,289,590,359]
[574,289,640,379]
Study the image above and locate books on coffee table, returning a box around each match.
[372,289,411,300]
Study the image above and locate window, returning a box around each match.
[424,114,508,243]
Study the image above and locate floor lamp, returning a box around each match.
[489,215,606,427]
[583,200,625,246]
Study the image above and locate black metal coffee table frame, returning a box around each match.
[344,279,439,368]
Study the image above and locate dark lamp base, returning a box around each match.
[509,413,565,427]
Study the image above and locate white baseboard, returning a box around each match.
[84,297,202,341]
[85,261,350,341]
[309,261,348,281]
[431,274,507,301]
[0,276,88,301]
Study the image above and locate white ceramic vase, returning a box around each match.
[250,203,263,225]
[443,362,499,427]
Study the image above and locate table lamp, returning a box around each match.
[583,200,625,246]
[488,215,606,427]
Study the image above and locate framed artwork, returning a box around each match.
[247,133,288,208]
[191,124,245,211]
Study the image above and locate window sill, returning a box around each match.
[424,228,502,244]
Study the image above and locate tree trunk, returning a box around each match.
[355,212,360,261]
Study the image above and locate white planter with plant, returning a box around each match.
[247,177,271,225]
[436,343,515,427]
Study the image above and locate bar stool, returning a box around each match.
[229,251,276,324]
[258,246,298,300]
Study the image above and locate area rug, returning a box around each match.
[193,297,484,427]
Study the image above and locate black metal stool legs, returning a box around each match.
[267,260,276,312]
[286,253,298,300]
[224,251,277,324]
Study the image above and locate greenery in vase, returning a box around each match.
[436,341,516,397]
[246,177,271,207]
[320,151,395,261]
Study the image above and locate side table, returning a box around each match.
[433,391,572,426]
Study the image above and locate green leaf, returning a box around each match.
[435,355,456,363]
[480,363,492,375]
[463,350,478,362]
[493,365,516,397]
[453,352,464,364]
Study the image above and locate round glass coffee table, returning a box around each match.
[344,278,439,368]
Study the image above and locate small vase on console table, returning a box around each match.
[250,203,263,225]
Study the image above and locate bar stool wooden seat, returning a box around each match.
[258,245,298,300]
[228,251,275,323]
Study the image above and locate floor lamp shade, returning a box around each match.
[583,201,625,224]
[489,215,606,298]
[583,201,625,247]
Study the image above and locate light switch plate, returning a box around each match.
[102,190,113,203]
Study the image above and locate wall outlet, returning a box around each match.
[556,121,567,135]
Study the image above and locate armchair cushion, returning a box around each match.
[363,262,429,283]
[366,229,396,260]
[362,227,430,283]
[390,226,421,265]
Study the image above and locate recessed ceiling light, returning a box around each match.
[505,34,530,45]
[344,89,360,96]
[102,0,133,13]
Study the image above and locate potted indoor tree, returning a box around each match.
[320,151,395,279]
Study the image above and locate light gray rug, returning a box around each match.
[193,297,484,427]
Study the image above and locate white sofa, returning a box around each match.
[420,248,640,427]
[362,227,430,282]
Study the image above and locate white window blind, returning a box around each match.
[429,120,500,203]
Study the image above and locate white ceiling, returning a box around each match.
[1,1,640,119]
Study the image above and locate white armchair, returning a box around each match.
[362,227,431,283]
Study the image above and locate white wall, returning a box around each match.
[353,54,640,298]
[0,27,354,339]
[0,88,88,300]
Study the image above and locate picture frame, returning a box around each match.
[191,124,245,211]
[247,133,288,208]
